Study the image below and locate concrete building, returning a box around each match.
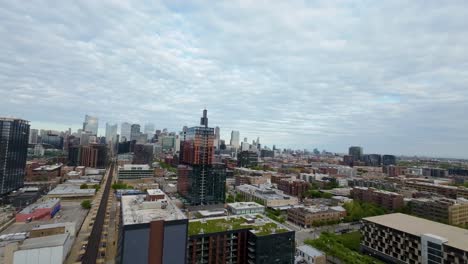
[287,206,346,228]
[0,118,30,196]
[118,164,154,180]
[12,233,73,264]
[410,197,468,226]
[33,144,44,156]
[15,198,61,222]
[47,185,95,199]
[361,213,468,264]
[118,191,188,264]
[295,245,326,264]
[29,128,38,144]
[187,214,295,264]
[350,187,404,211]
[227,202,265,215]
[236,184,299,208]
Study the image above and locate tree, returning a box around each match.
[226,194,235,203]
[92,184,100,191]
[80,183,88,189]
[81,200,92,209]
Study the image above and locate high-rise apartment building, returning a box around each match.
[28,128,38,144]
[130,124,141,141]
[0,118,30,196]
[230,130,240,148]
[188,215,295,264]
[118,191,188,264]
[361,213,468,264]
[382,154,397,166]
[177,110,226,205]
[83,115,98,135]
[120,122,131,142]
[348,146,363,161]
[80,144,108,168]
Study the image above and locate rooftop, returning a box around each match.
[31,222,73,231]
[363,213,468,252]
[19,234,68,250]
[227,202,264,210]
[147,189,164,196]
[33,164,62,171]
[19,198,60,214]
[188,214,290,237]
[297,244,325,257]
[48,185,95,196]
[120,164,151,170]
[236,184,297,201]
[121,194,186,226]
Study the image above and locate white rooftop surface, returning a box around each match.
[48,185,95,196]
[364,213,468,252]
[19,199,60,214]
[237,184,296,200]
[121,194,186,225]
[228,202,264,209]
[120,164,151,170]
[297,245,324,257]
[147,189,164,196]
[19,234,68,250]
[33,164,62,171]
[198,210,225,217]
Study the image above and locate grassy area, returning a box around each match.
[188,215,288,236]
[305,232,383,264]
[343,201,387,222]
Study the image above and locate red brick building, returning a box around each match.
[277,179,310,198]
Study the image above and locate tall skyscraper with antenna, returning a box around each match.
[178,110,226,205]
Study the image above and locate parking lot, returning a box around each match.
[1,201,88,235]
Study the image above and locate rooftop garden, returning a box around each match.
[188,215,288,237]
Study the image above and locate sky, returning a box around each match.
[1,1,468,158]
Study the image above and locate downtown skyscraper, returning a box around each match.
[0,118,30,196]
[230,130,240,149]
[177,110,226,205]
[83,114,98,135]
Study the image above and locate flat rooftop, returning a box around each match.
[227,202,264,210]
[33,164,62,171]
[147,189,164,196]
[120,164,151,170]
[19,234,68,250]
[297,245,324,257]
[19,199,60,214]
[121,194,186,226]
[48,185,95,196]
[237,184,296,201]
[188,214,290,237]
[363,213,468,252]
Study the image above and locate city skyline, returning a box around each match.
[2,1,468,158]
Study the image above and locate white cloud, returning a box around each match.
[1,0,468,157]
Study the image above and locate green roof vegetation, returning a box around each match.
[188,215,288,237]
[305,232,383,264]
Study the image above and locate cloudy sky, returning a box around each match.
[1,1,468,158]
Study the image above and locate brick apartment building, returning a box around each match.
[350,187,404,211]
[277,179,310,198]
